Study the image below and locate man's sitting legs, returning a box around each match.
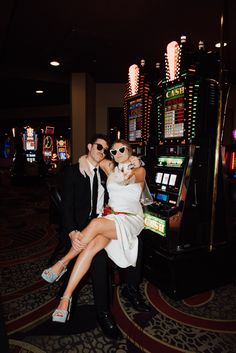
[90,250,122,340]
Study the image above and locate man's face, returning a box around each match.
[87,138,109,165]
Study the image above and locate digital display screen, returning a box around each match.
[128,97,142,142]
[169,174,177,186]
[26,140,35,150]
[156,193,169,202]
[162,173,169,185]
[164,83,185,139]
[59,152,67,160]
[155,172,163,183]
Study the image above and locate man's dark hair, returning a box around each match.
[89,133,110,146]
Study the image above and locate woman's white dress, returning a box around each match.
[102,167,144,268]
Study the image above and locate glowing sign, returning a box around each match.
[144,213,166,237]
[128,64,140,96]
[232,129,236,140]
[157,156,185,168]
[26,127,34,137]
[164,83,185,139]
[166,41,180,81]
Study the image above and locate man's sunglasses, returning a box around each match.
[110,146,127,156]
[94,143,108,154]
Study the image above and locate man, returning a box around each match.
[60,133,149,340]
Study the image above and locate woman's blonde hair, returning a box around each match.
[112,139,133,157]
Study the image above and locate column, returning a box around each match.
[71,73,96,163]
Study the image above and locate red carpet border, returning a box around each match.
[113,281,236,353]
[146,283,236,333]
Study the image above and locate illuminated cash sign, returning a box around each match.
[166,85,184,98]
[144,213,166,237]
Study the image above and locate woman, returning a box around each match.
[42,139,146,323]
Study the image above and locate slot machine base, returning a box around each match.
[141,235,236,300]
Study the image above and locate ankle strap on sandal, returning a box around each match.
[58,260,66,269]
[60,296,71,301]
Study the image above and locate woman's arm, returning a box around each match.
[123,166,146,189]
[78,155,114,177]
[99,158,114,175]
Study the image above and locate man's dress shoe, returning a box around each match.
[122,285,151,312]
[97,311,123,340]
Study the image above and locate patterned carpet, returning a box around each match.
[0,171,236,353]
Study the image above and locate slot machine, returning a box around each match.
[124,60,152,156]
[141,39,229,297]
[56,137,68,161]
[3,135,12,159]
[43,126,55,163]
[22,126,38,163]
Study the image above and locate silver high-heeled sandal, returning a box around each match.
[41,259,67,283]
[52,296,72,323]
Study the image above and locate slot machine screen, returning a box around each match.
[24,127,37,151]
[59,152,67,160]
[128,96,143,142]
[150,156,186,205]
[169,174,177,186]
[164,83,185,139]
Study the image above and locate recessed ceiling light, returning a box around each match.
[36,90,44,94]
[50,60,60,66]
[215,42,227,48]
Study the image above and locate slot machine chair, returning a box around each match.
[47,184,68,265]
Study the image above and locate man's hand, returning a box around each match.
[69,230,87,251]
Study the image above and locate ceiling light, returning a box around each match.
[50,60,60,66]
[36,90,44,94]
[215,42,227,48]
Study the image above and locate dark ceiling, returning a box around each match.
[0,0,235,110]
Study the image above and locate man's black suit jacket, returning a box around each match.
[61,163,108,237]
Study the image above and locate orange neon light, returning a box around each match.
[230,152,235,170]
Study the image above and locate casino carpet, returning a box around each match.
[0,171,236,353]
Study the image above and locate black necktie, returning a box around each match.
[91,168,98,218]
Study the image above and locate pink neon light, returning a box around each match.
[167,41,179,81]
[232,129,236,140]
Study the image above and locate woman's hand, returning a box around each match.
[78,155,91,177]
[128,156,144,169]
[69,230,87,251]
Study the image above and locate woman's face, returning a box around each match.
[110,142,130,164]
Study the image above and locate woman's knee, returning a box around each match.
[89,218,101,232]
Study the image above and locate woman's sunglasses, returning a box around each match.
[110,146,127,156]
[93,143,108,154]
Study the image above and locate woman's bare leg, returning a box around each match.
[49,218,116,276]
[56,235,111,310]
[48,247,80,275]
[78,218,117,245]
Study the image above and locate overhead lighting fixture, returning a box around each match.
[50,60,60,66]
[215,42,227,48]
[36,90,44,94]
